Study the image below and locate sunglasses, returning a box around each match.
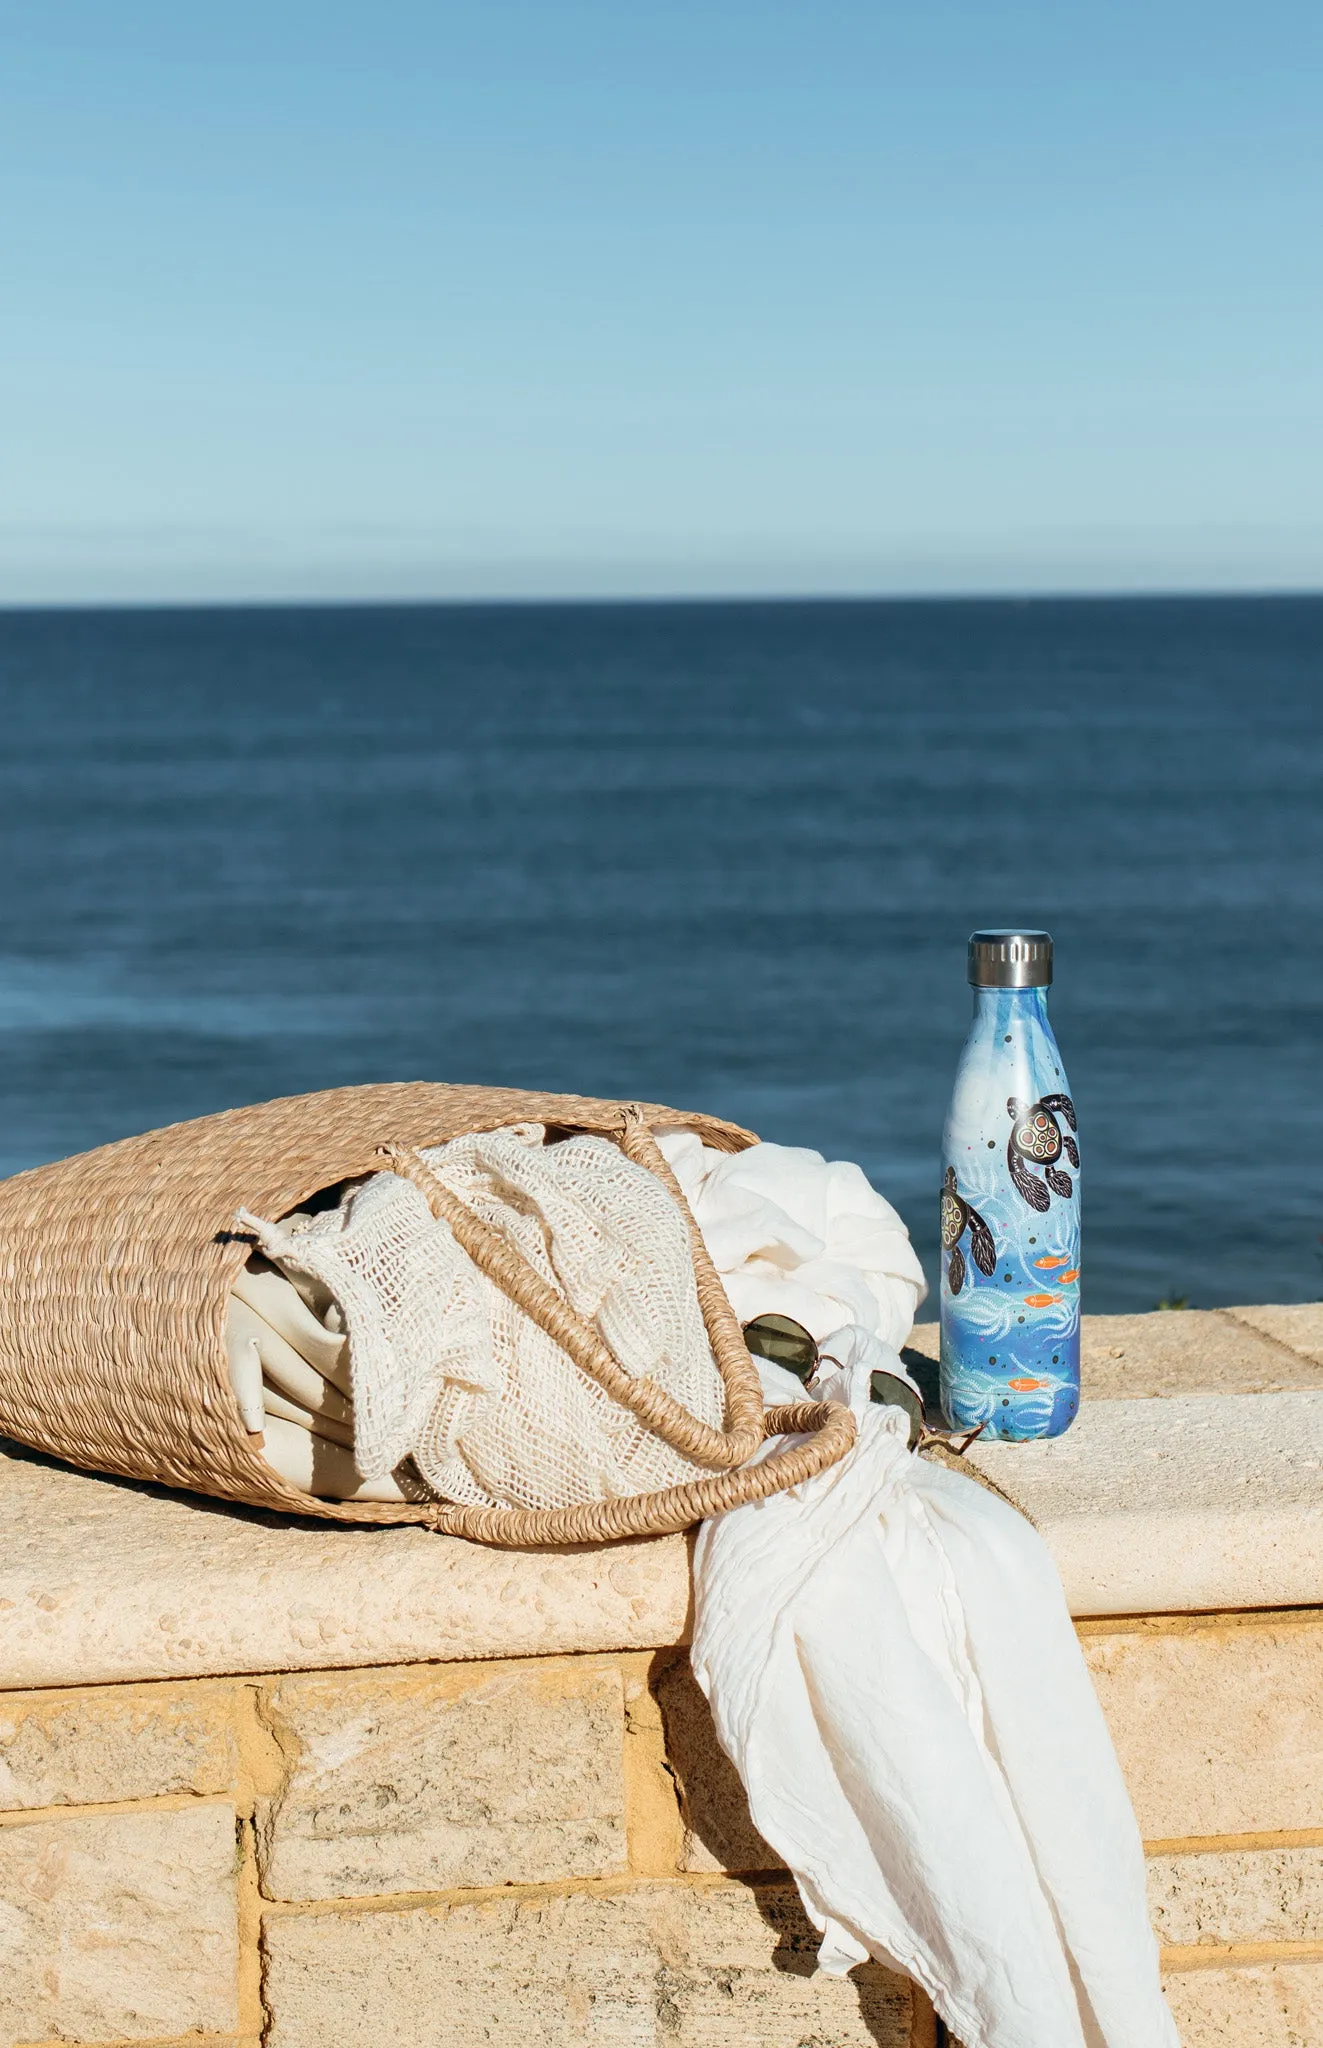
[742,1312,926,1449]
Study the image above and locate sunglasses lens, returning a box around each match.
[869,1371,925,1448]
[744,1319,925,1443]
[742,1313,818,1382]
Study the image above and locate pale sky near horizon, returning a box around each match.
[2,3,1320,603]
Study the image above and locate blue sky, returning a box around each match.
[2,3,1320,602]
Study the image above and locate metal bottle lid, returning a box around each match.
[967,929,1053,988]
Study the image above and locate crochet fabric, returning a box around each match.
[242,1124,725,1509]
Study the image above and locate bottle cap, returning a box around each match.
[967,929,1053,988]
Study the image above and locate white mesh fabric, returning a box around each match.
[240,1124,726,1510]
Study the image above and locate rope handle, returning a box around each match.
[416,1396,859,1545]
[369,1108,858,1543]
[378,1108,767,1472]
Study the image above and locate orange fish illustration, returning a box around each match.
[1058,1268,1080,1284]
[1007,1377,1046,1391]
[1022,1292,1060,1308]
[1032,1254,1069,1270]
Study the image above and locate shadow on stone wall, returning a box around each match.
[650,1647,777,1875]
[649,1648,914,2046]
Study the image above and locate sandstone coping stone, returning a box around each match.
[0,1801,239,2044]
[260,1880,918,2048]
[3,1304,1321,1690]
[969,1389,1323,1616]
[0,1443,692,1691]
[1162,1958,1323,2047]
[259,1657,628,1901]
[1228,1301,1323,1371]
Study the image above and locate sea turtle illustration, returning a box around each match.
[941,1165,997,1294]
[1006,1094,1079,1211]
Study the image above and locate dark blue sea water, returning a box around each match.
[0,596,1319,1315]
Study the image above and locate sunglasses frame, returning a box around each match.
[740,1312,928,1449]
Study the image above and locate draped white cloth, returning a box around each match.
[657,1129,927,1346]
[692,1333,1180,2048]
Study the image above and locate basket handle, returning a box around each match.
[415,1396,859,1545]
[376,1110,858,1543]
[379,1109,765,1471]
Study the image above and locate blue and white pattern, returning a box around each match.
[940,986,1080,1440]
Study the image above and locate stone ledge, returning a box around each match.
[969,1390,1323,1616]
[0,1446,692,1691]
[2,1304,1320,1690]
[907,1303,1323,1400]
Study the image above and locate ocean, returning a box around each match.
[0,594,1319,1316]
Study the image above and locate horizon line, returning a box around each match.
[2,582,1322,618]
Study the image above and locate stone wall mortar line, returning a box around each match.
[1220,1305,1321,1370]
[235,1814,266,2042]
[258,1865,799,1920]
[0,1674,243,1710]
[1145,1827,1323,1855]
[1074,1605,1323,1639]
[14,2035,258,2048]
[0,1789,239,1828]
[230,1683,293,1827]
[13,2035,258,2048]
[1162,1937,1323,1971]
[619,1649,686,1876]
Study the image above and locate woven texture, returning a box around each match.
[0,1083,855,1539]
[244,1123,731,1508]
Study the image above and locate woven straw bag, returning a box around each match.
[0,1083,855,1542]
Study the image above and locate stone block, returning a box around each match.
[1229,1302,1323,1371]
[1079,1310,1323,1399]
[1083,1619,1323,1839]
[651,1653,778,1874]
[0,1801,239,2043]
[262,1879,916,2048]
[1148,1846,1323,1945]
[0,1438,693,1691]
[1162,1958,1323,2046]
[0,1681,236,1811]
[260,1658,626,1900]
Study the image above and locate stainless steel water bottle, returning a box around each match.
[940,930,1081,1439]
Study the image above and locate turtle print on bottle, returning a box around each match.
[940,1166,997,1294]
[942,949,1081,1441]
[1006,1094,1079,1211]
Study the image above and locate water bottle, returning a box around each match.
[940,929,1080,1439]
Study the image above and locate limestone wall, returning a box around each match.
[4,1303,1323,2046]
[2,1611,1322,2047]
